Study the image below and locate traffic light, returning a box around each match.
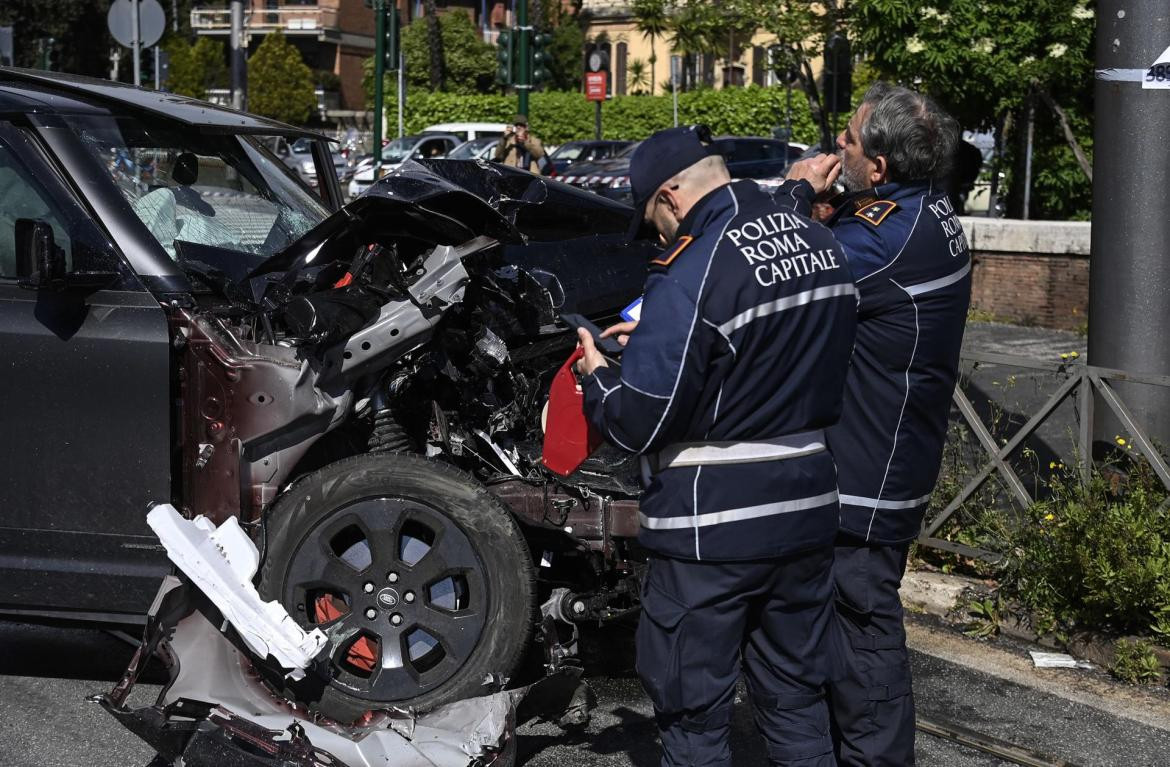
[496,29,514,86]
[384,7,400,70]
[531,30,553,86]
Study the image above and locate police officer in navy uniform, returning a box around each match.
[575,125,858,766]
[823,83,970,766]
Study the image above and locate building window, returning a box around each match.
[616,41,628,96]
[752,46,764,86]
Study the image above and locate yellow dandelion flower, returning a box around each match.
[1049,461,1057,469]
[1070,351,1079,358]
[1117,437,1127,446]
[1060,353,1070,360]
[1044,513,1055,521]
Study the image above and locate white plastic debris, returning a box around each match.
[1029,651,1093,670]
[146,504,328,680]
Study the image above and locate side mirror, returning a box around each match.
[15,218,66,290]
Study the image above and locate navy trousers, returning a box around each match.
[827,535,916,766]
[635,548,837,767]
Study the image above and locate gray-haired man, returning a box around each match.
[822,82,971,765]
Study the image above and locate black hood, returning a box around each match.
[249,161,525,279]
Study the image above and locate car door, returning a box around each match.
[0,121,172,620]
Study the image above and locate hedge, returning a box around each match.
[379,86,820,146]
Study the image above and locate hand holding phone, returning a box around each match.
[560,313,625,356]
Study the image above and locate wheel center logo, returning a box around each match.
[376,588,400,609]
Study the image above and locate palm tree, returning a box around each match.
[628,58,650,95]
[632,0,669,95]
[667,4,713,90]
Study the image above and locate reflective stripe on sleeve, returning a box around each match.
[902,261,971,297]
[717,282,856,336]
[639,490,839,530]
[839,492,932,510]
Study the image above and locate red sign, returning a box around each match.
[585,71,607,101]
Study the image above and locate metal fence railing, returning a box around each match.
[919,350,1170,562]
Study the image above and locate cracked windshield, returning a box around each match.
[65,114,328,259]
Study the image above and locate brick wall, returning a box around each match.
[960,218,1091,331]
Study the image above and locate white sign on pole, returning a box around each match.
[108,0,166,49]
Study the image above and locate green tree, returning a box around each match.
[193,38,229,91]
[632,0,669,95]
[162,37,202,98]
[0,0,112,76]
[377,11,495,97]
[247,30,316,125]
[730,0,846,149]
[543,0,585,92]
[163,36,228,99]
[849,0,1096,218]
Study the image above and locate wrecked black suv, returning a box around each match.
[0,69,653,723]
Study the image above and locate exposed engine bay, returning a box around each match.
[101,160,659,752]
[171,160,651,595]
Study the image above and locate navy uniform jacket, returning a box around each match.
[826,181,972,544]
[582,179,857,562]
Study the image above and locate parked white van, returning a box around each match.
[422,122,508,142]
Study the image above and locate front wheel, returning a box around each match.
[257,453,535,722]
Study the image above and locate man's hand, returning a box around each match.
[600,320,638,348]
[575,328,608,376]
[786,153,842,195]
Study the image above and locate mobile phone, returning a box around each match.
[560,313,624,356]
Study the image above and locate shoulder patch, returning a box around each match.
[650,235,694,267]
[854,200,899,226]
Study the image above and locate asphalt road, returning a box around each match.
[2,613,1168,767]
[0,323,1156,767]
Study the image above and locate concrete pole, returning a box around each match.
[1022,97,1034,220]
[230,0,246,110]
[373,0,385,177]
[132,0,141,86]
[397,49,405,138]
[1089,1,1170,445]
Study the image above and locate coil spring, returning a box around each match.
[369,408,413,453]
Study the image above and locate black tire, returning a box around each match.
[258,453,535,722]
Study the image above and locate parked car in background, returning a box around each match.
[422,122,507,142]
[563,136,807,204]
[271,135,350,191]
[346,132,461,198]
[446,135,499,161]
[547,140,632,175]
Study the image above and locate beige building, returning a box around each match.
[580,0,811,96]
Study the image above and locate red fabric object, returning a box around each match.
[542,347,604,476]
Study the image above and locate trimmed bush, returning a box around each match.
[366,79,820,145]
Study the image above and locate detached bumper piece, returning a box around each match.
[99,698,345,767]
[96,507,594,767]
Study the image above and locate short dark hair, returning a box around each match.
[858,82,958,183]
